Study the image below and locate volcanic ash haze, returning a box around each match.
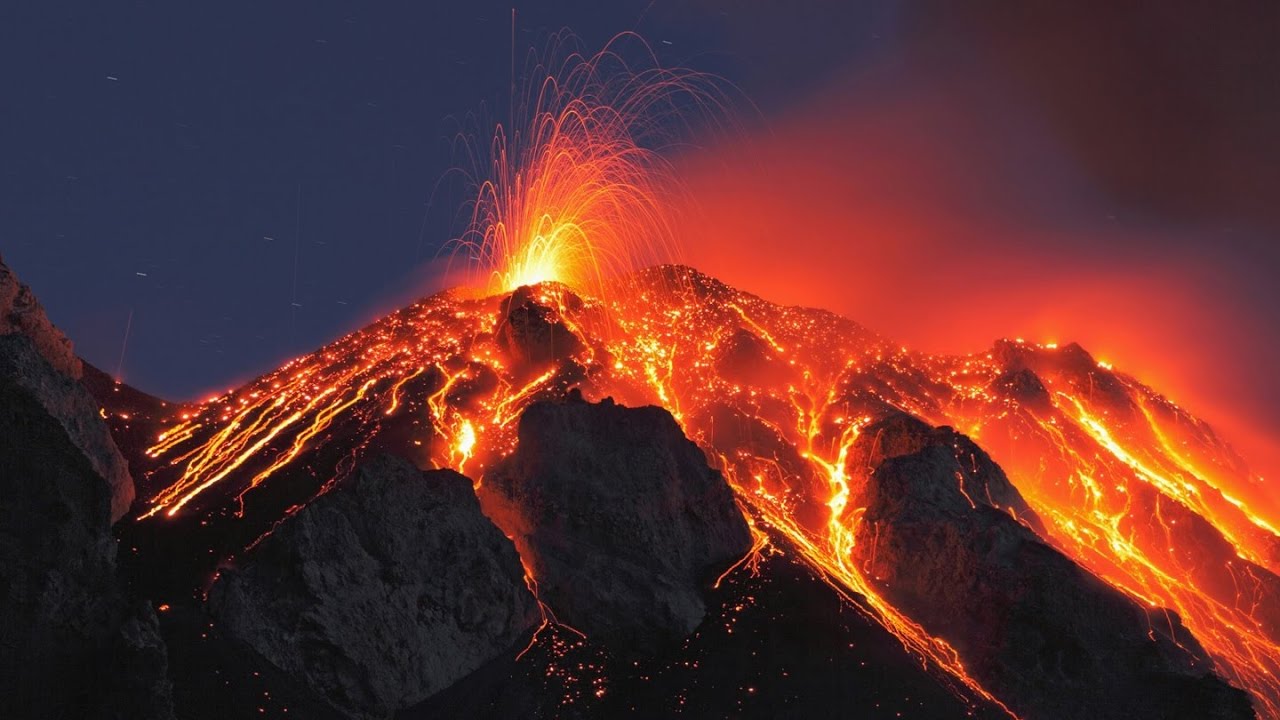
[668,11,1280,514]
[93,262,1280,718]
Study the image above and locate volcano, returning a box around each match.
[3,252,1277,719]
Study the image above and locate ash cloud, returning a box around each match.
[674,1,1280,482]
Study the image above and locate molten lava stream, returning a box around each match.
[595,285,1017,715]
[926,350,1280,716]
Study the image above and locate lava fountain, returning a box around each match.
[446,31,734,300]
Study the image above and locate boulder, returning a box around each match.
[208,454,540,720]
[0,334,173,719]
[0,333,134,521]
[849,412,1254,720]
[481,393,753,654]
[494,285,585,370]
[0,257,133,521]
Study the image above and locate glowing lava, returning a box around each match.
[447,31,731,300]
[127,265,1280,716]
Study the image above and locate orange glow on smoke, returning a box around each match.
[130,38,1280,718]
[671,73,1280,522]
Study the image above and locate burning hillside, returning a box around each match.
[74,261,1273,718]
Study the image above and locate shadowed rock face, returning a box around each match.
[992,367,1052,411]
[0,255,134,522]
[849,412,1254,720]
[495,285,585,371]
[208,454,541,720]
[0,335,134,521]
[0,335,173,720]
[409,543,1013,720]
[713,328,793,387]
[481,393,753,655]
[0,254,82,380]
[80,361,177,479]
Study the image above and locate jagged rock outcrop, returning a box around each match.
[0,255,133,521]
[80,361,179,475]
[992,338,1132,411]
[0,333,134,521]
[992,367,1052,411]
[481,392,753,654]
[0,254,82,379]
[0,334,174,720]
[410,543,1012,720]
[208,454,540,720]
[849,412,1254,720]
[494,285,585,370]
[713,328,789,387]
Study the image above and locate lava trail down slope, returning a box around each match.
[94,265,1280,717]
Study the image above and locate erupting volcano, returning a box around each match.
[4,25,1278,720]
[99,261,1280,717]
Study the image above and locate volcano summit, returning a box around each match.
[1,251,1276,719]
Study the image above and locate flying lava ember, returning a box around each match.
[447,31,731,300]
[107,34,1280,719]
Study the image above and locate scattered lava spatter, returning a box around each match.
[128,265,1280,716]
[446,31,734,300]
[613,271,1280,716]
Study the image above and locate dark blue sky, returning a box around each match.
[1,1,898,397]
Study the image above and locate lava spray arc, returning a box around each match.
[446,31,738,300]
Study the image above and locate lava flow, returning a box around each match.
[112,33,1280,719]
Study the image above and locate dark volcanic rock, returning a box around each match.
[0,253,82,379]
[0,335,173,719]
[495,285,585,370]
[208,454,541,720]
[81,361,179,478]
[849,412,1254,720]
[713,328,791,387]
[410,544,1010,720]
[853,412,1047,537]
[992,338,1132,412]
[481,393,753,654]
[0,258,134,521]
[992,367,1052,411]
[0,335,135,521]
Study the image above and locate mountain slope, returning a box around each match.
[87,264,1278,717]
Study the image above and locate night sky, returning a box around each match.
[0,1,891,394]
[3,3,1278,472]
